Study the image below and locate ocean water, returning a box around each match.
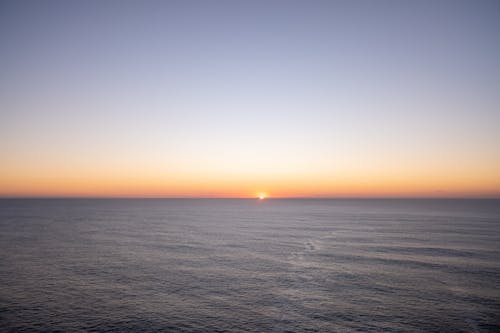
[0,199,499,332]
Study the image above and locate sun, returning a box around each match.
[257,193,267,200]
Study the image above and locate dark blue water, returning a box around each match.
[1,199,499,332]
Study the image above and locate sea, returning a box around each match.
[0,198,499,332]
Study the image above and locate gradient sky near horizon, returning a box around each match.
[1,0,500,198]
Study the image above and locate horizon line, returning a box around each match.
[0,196,498,200]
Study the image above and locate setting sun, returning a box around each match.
[258,193,267,200]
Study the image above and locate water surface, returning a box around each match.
[1,199,499,332]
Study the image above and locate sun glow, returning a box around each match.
[258,193,267,200]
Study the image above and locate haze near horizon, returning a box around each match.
[1,0,500,198]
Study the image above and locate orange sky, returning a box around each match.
[1,158,499,198]
[2,115,499,198]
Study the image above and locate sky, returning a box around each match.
[1,0,500,198]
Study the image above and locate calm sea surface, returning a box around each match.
[1,199,499,332]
